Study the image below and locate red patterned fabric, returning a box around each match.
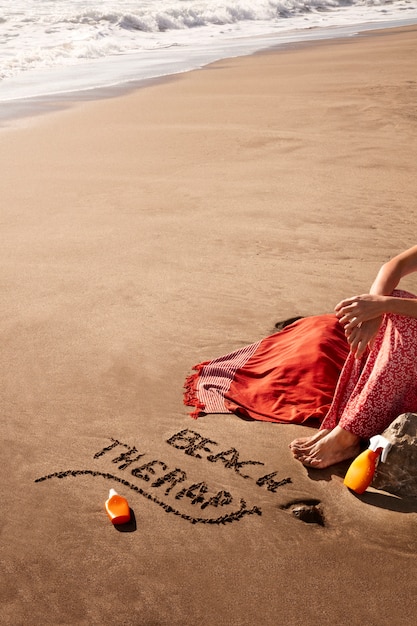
[184,314,349,425]
[322,290,417,438]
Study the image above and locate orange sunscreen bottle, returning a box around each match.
[344,435,392,494]
[105,489,131,525]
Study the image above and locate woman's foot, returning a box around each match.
[289,429,329,452]
[289,426,361,469]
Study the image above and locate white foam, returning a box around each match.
[1,0,417,109]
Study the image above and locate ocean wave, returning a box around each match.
[46,1,411,34]
[1,0,416,85]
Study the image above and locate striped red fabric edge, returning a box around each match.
[183,340,262,418]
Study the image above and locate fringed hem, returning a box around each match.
[183,361,210,419]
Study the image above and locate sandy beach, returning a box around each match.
[1,25,417,625]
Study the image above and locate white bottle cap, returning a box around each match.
[369,435,392,463]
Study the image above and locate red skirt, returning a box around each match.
[184,314,349,425]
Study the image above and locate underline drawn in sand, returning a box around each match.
[35,429,293,525]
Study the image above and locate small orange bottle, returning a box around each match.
[343,435,392,494]
[105,489,131,525]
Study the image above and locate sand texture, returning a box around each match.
[1,25,417,626]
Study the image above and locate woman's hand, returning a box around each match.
[335,294,387,330]
[342,317,382,359]
[334,294,386,358]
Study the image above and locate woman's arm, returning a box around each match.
[335,245,417,357]
[369,243,417,295]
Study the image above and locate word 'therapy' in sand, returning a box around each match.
[35,430,293,525]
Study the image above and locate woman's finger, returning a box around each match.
[355,339,368,359]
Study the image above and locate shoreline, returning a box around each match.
[1,23,417,625]
[2,18,417,128]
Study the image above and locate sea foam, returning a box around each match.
[1,0,417,110]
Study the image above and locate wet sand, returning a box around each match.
[1,25,416,625]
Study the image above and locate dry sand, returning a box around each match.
[1,25,417,626]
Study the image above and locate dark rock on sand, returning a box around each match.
[372,413,417,498]
[281,499,325,526]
